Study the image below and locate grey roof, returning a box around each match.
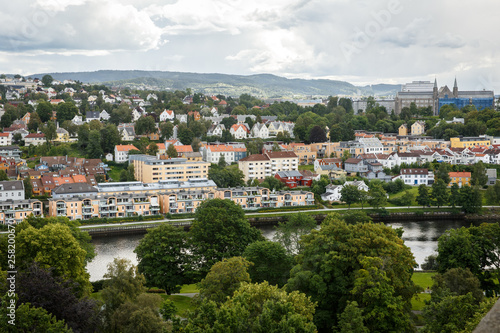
[0,180,23,191]
[276,170,302,178]
[53,183,98,195]
[86,111,100,119]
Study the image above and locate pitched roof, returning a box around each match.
[115,144,138,152]
[449,172,471,177]
[265,151,297,159]
[239,154,270,162]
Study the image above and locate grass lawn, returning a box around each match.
[161,295,195,316]
[411,293,431,311]
[412,272,436,290]
[107,164,127,182]
[299,164,314,171]
[180,284,199,293]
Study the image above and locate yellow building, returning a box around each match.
[450,137,491,148]
[1,199,43,224]
[129,154,210,182]
[398,124,408,136]
[411,121,425,135]
[448,172,471,187]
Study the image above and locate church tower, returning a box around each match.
[453,77,458,97]
[433,78,438,115]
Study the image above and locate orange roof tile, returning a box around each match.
[449,172,471,178]
[115,144,138,152]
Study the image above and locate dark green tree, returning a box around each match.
[340,184,360,209]
[189,199,264,277]
[273,212,317,255]
[459,185,482,213]
[286,215,418,332]
[134,224,192,295]
[41,74,53,87]
[243,240,293,287]
[87,129,103,159]
[135,116,156,135]
[431,179,449,208]
[166,144,178,158]
[36,101,53,123]
[471,161,488,187]
[159,121,174,141]
[449,182,460,208]
[417,184,431,208]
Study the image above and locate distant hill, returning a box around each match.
[30,70,401,98]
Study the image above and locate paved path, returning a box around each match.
[172,293,198,298]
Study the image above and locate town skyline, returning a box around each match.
[1,0,500,91]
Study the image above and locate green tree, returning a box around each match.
[181,282,317,332]
[431,267,483,304]
[166,144,178,158]
[147,142,159,156]
[42,74,53,87]
[159,121,174,141]
[101,258,146,315]
[40,121,57,143]
[0,170,8,181]
[309,125,326,143]
[435,163,451,185]
[471,161,488,187]
[28,111,42,132]
[368,183,387,210]
[208,165,245,188]
[36,101,53,123]
[431,179,449,208]
[87,129,103,159]
[260,175,284,191]
[0,300,72,333]
[23,177,32,198]
[336,301,368,333]
[135,116,156,135]
[134,224,192,295]
[100,124,121,154]
[15,222,92,295]
[421,292,478,333]
[160,299,177,321]
[199,256,251,304]
[449,182,460,207]
[77,123,90,149]
[177,123,194,145]
[243,240,293,287]
[459,185,482,213]
[400,190,414,208]
[189,199,264,277]
[217,155,226,167]
[417,184,431,208]
[56,102,79,122]
[286,215,418,332]
[111,293,165,333]
[340,184,360,209]
[273,212,317,255]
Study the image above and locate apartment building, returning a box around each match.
[238,151,299,182]
[114,144,139,163]
[129,154,210,182]
[450,137,491,148]
[0,199,43,224]
[201,144,236,165]
[392,169,434,186]
[214,187,315,209]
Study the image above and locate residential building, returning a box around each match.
[486,169,497,186]
[114,144,139,163]
[159,109,175,122]
[100,110,110,121]
[449,172,471,187]
[399,124,408,136]
[0,146,22,161]
[238,151,298,182]
[321,180,369,202]
[86,111,100,123]
[230,124,249,139]
[207,124,225,137]
[411,121,426,135]
[275,170,313,188]
[450,137,491,148]
[392,168,434,186]
[0,133,11,146]
[251,123,269,139]
[201,144,236,165]
[0,180,24,201]
[129,154,210,182]
[0,199,43,224]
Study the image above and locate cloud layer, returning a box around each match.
[1,0,500,91]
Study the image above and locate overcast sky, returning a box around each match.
[1,0,499,90]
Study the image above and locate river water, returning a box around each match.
[86,219,486,281]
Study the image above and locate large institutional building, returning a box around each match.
[394,79,494,115]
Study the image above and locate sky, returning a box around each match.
[1,0,500,91]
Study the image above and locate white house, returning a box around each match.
[160,109,175,122]
[120,127,136,142]
[251,123,269,139]
[201,144,235,165]
[0,133,12,146]
[320,180,369,202]
[392,169,434,186]
[100,110,110,121]
[132,109,143,122]
[114,144,139,163]
[230,124,249,139]
[176,114,187,123]
[86,111,100,123]
[24,133,45,146]
[71,115,84,125]
[207,124,225,137]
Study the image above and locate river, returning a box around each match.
[86,219,485,281]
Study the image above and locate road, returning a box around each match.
[77,205,476,229]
